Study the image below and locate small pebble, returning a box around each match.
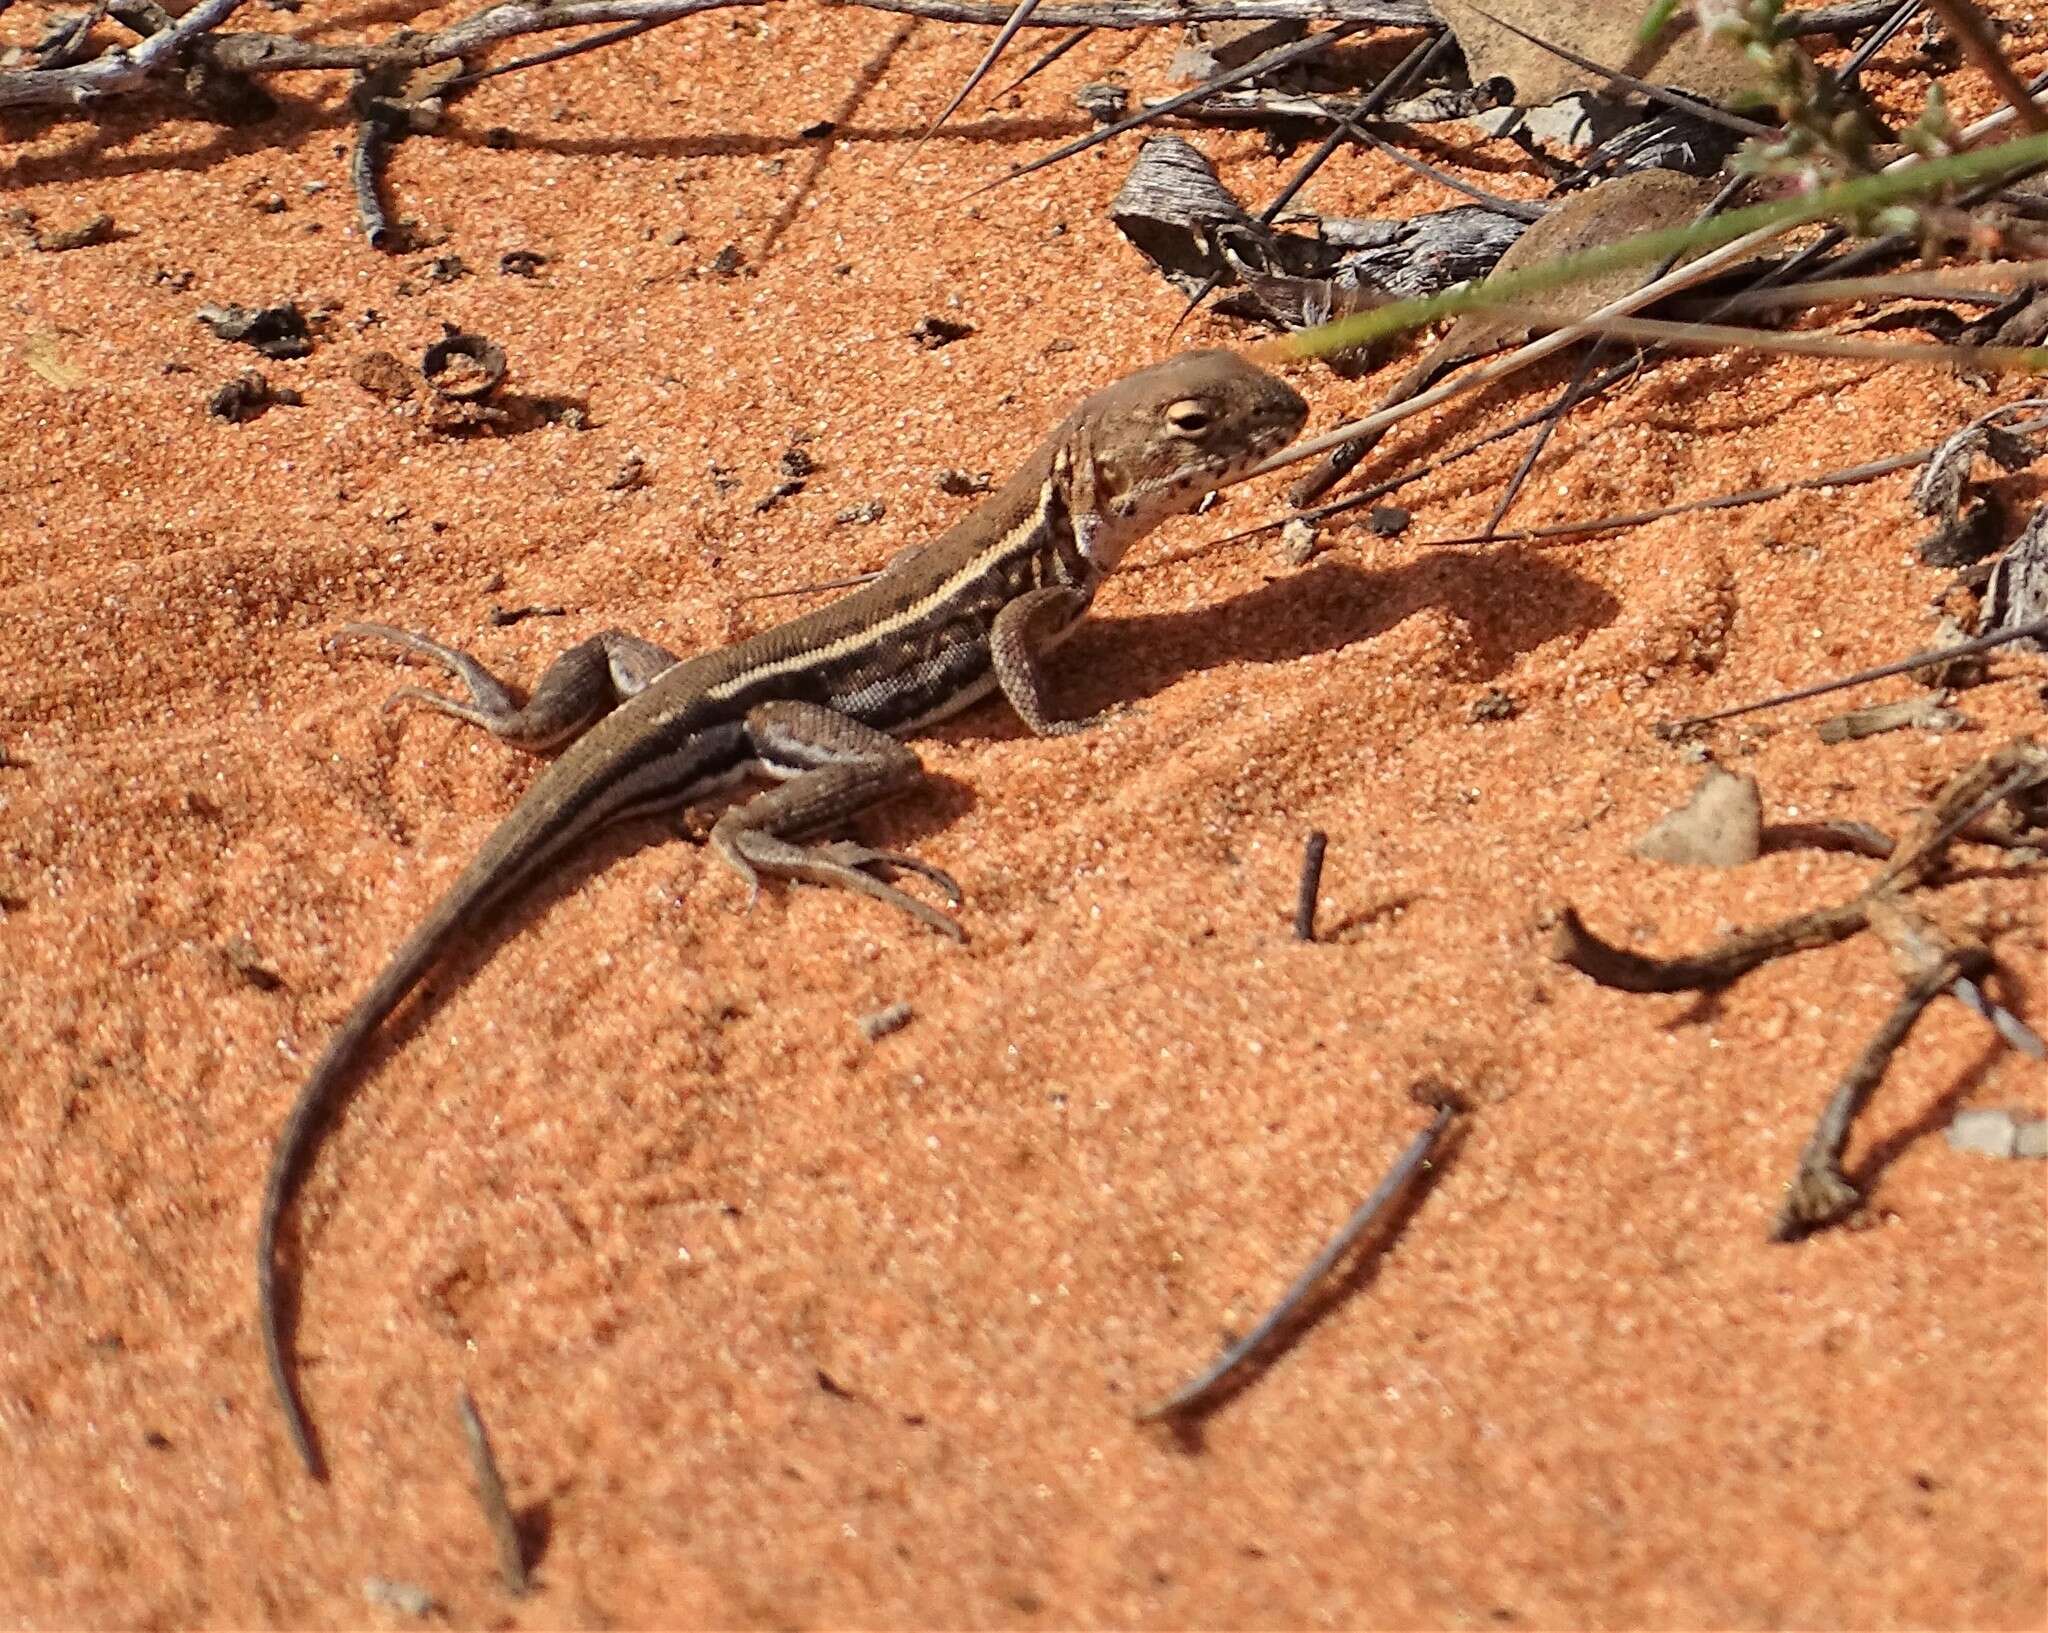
[857,1002,913,1042]
[1946,1108,2048,1160]
[362,1578,436,1618]
[1278,517,1318,567]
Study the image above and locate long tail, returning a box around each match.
[256,811,575,1479]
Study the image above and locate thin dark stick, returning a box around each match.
[456,1387,530,1598]
[1167,28,1452,335]
[1180,354,1654,555]
[448,15,667,86]
[1293,829,1328,941]
[1348,124,1545,220]
[1479,345,1600,539]
[1833,0,1921,89]
[1481,171,1751,538]
[961,22,1374,199]
[1137,1103,1455,1423]
[900,0,1046,170]
[981,24,1090,105]
[1659,616,2048,732]
[1269,396,2048,564]
[1441,446,1943,551]
[1551,899,1872,993]
[349,111,397,251]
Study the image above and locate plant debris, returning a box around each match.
[910,313,975,349]
[856,1001,914,1042]
[487,603,566,627]
[220,933,285,991]
[1137,1098,1458,1427]
[350,57,467,251]
[1073,78,1128,122]
[1981,504,2048,655]
[207,370,301,422]
[455,1387,530,1598]
[1111,135,1529,337]
[422,328,507,400]
[604,452,649,492]
[361,1578,437,1618]
[195,301,314,359]
[1814,695,1967,744]
[1554,741,2048,1238]
[1909,418,2033,566]
[1292,829,1328,942]
[18,209,116,251]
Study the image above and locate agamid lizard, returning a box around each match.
[258,348,1308,1478]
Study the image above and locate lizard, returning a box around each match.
[257,348,1308,1478]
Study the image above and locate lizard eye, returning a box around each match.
[1165,399,1213,435]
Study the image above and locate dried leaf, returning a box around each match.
[1436,0,1767,108]
[196,301,314,359]
[1428,168,1720,369]
[23,327,85,389]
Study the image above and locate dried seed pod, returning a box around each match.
[422,329,507,400]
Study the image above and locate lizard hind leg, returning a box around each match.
[711,701,966,941]
[336,622,681,752]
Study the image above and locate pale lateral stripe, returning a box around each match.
[703,479,1060,703]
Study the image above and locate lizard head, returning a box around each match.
[1068,349,1308,567]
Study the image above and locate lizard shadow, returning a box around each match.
[953,551,1620,730]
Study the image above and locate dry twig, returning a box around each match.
[1137,1101,1456,1425]
[456,1387,530,1597]
[1555,742,2048,1237]
[1293,830,1328,941]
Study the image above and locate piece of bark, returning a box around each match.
[1981,505,2048,656]
[1814,695,1967,743]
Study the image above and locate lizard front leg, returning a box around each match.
[712,701,965,940]
[337,623,682,751]
[989,585,1108,738]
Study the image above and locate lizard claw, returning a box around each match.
[819,842,964,908]
[381,682,464,718]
